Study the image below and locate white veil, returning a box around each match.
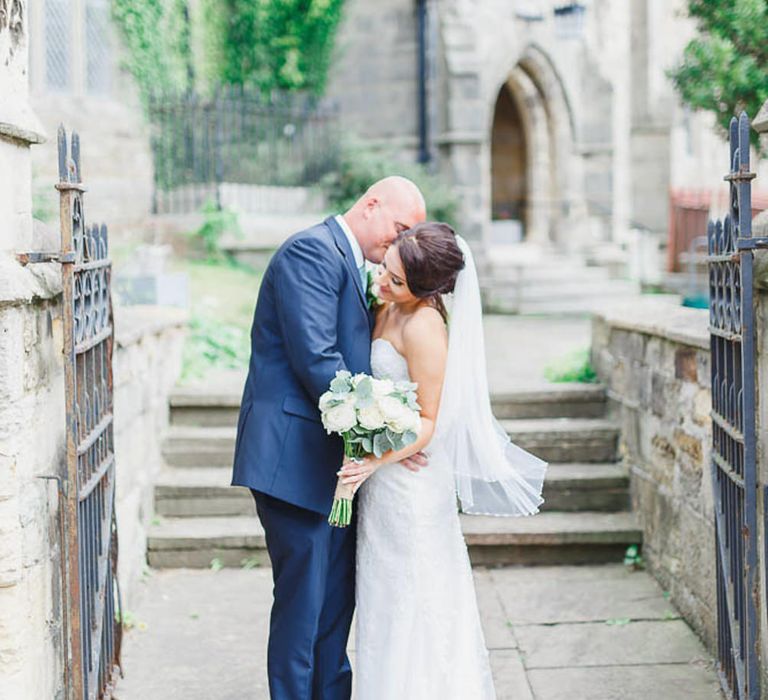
[432,236,547,516]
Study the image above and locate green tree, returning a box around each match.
[670,0,768,148]
[201,0,345,94]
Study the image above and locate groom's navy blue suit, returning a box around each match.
[232,216,373,699]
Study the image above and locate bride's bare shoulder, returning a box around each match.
[402,306,447,351]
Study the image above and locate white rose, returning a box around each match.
[322,402,357,434]
[382,401,418,433]
[371,378,395,398]
[357,404,386,431]
[405,410,422,434]
[378,396,405,422]
[319,391,336,412]
[398,406,421,434]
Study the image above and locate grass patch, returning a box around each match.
[543,347,597,383]
[170,257,263,382]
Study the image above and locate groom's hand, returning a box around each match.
[399,451,428,473]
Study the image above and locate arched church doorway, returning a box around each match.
[488,52,576,249]
[490,84,528,244]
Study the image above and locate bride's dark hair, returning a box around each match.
[395,222,465,322]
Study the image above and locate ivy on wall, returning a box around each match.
[200,0,346,94]
[112,0,193,100]
[113,0,347,99]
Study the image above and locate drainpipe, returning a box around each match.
[416,0,430,164]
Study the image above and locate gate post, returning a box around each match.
[751,98,768,698]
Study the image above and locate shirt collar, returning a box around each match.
[335,215,365,270]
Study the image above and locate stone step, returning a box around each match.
[480,263,611,289]
[482,279,639,301]
[162,418,621,467]
[153,463,629,517]
[169,383,609,427]
[162,426,236,467]
[492,384,607,419]
[500,418,620,463]
[147,511,641,568]
[162,417,619,467]
[483,291,642,316]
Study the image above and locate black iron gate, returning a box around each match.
[57,127,122,699]
[707,112,766,700]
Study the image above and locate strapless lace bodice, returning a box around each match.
[370,338,410,382]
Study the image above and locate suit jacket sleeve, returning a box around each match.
[274,235,349,402]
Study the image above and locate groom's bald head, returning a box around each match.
[343,176,427,263]
[364,176,426,217]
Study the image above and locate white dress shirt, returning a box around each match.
[335,215,367,288]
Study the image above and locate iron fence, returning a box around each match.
[57,126,122,700]
[706,112,766,700]
[147,87,340,214]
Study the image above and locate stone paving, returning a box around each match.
[117,564,722,699]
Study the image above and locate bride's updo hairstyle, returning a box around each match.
[395,222,465,322]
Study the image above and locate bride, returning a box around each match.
[338,222,548,699]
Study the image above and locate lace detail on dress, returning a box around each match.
[370,338,410,382]
[354,338,496,700]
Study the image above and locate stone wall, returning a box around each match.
[0,274,67,700]
[0,3,63,697]
[113,307,187,599]
[591,300,716,650]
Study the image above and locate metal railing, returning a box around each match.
[147,87,340,214]
[57,126,122,700]
[706,112,766,700]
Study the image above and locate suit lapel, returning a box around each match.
[325,216,370,316]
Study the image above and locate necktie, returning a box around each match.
[358,262,368,294]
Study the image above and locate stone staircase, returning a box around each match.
[480,244,662,315]
[147,381,641,568]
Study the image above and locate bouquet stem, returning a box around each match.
[328,479,355,528]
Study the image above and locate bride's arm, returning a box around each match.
[338,307,447,487]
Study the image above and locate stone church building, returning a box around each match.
[327,0,768,270]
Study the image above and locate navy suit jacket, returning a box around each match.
[232,217,374,514]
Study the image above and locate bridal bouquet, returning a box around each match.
[320,370,421,527]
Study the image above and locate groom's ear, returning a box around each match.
[362,196,380,218]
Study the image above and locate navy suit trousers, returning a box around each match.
[252,490,356,700]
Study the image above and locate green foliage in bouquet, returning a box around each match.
[669,0,768,151]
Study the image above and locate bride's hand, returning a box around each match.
[338,457,380,489]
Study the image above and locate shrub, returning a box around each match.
[319,141,460,226]
[543,348,598,383]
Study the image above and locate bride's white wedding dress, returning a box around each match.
[354,338,496,700]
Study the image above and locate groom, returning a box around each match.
[232,177,426,699]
